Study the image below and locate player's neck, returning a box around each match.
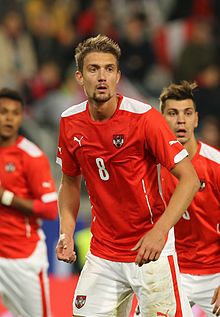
[88,96,118,121]
[184,136,198,160]
[0,134,18,147]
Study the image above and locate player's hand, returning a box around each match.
[211,286,220,316]
[56,233,76,263]
[131,227,166,266]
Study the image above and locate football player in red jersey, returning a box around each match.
[55,34,200,317]
[0,88,58,317]
[159,81,220,317]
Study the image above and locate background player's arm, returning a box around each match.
[56,173,81,263]
[212,286,220,316]
[133,156,200,266]
[0,153,57,219]
[0,186,57,220]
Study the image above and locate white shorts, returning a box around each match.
[181,272,220,317]
[73,252,193,317]
[0,237,51,317]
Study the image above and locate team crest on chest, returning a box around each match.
[113,134,124,148]
[5,162,16,173]
[75,295,87,309]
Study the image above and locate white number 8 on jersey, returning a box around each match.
[95,158,110,181]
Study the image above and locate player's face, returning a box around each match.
[163,99,198,145]
[75,52,120,104]
[0,98,23,141]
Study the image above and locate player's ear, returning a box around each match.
[75,71,84,86]
[195,111,199,128]
[116,70,121,84]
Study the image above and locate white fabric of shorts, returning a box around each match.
[0,237,51,317]
[181,273,220,317]
[73,252,193,317]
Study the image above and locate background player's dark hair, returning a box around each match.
[0,87,24,106]
[75,34,121,72]
[160,81,198,113]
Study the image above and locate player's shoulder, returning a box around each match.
[198,141,220,164]
[61,101,87,118]
[119,96,152,114]
[17,136,43,158]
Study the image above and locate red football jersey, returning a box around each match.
[161,141,220,274]
[57,95,187,262]
[0,136,58,258]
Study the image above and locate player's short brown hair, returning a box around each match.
[160,81,198,113]
[75,34,121,72]
[0,87,24,106]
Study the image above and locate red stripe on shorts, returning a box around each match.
[168,255,183,317]
[39,270,48,317]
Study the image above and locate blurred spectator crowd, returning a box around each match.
[0,0,219,151]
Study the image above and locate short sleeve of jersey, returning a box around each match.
[56,117,81,176]
[25,152,57,201]
[216,160,220,192]
[143,108,188,170]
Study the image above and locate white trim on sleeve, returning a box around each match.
[41,192,58,203]
[174,149,188,164]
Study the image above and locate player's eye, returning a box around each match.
[107,66,113,72]
[168,111,176,116]
[89,66,97,72]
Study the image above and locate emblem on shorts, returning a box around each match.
[199,179,206,191]
[113,134,124,148]
[5,162,16,173]
[75,295,86,309]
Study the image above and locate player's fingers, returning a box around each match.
[148,250,160,262]
[56,241,71,259]
[131,238,143,251]
[213,304,220,315]
[57,251,76,263]
[213,307,220,316]
[135,248,151,266]
[211,288,218,304]
[135,251,145,266]
[138,250,161,266]
[56,241,65,254]
[65,252,77,263]
[138,259,150,267]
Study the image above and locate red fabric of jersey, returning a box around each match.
[57,95,187,262]
[0,136,58,258]
[161,141,220,274]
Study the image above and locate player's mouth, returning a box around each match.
[97,85,108,92]
[176,128,187,137]
[3,124,14,130]
[1,124,14,136]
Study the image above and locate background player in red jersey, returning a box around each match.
[55,34,200,317]
[159,81,220,317]
[0,88,58,317]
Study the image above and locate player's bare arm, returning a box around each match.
[212,286,220,316]
[56,173,81,263]
[133,156,200,266]
[0,185,32,213]
[0,185,57,219]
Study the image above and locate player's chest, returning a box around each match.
[66,119,144,160]
[0,151,26,187]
